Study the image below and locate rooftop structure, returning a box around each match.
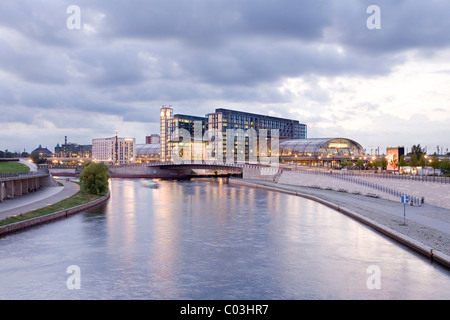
[280,138,365,167]
[135,143,160,163]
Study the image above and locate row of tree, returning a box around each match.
[0,150,30,158]
[340,145,450,174]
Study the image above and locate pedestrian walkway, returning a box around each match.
[0,179,80,220]
[255,180,450,235]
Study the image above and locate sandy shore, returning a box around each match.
[230,178,450,263]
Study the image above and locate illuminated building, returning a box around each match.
[160,106,173,162]
[135,143,160,163]
[160,106,307,162]
[92,131,136,165]
[160,106,207,161]
[31,145,53,157]
[207,109,306,140]
[279,138,364,167]
[54,136,91,158]
[386,147,405,171]
[145,134,160,145]
[206,108,306,162]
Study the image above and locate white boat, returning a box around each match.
[141,180,158,188]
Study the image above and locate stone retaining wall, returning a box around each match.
[242,167,450,209]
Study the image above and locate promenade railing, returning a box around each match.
[0,170,49,181]
[287,165,450,184]
[286,166,434,205]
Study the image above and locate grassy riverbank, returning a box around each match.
[0,162,30,173]
[0,187,106,227]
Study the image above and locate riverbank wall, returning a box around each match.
[243,167,450,209]
[229,178,450,269]
[0,191,110,237]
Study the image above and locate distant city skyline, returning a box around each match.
[0,1,449,155]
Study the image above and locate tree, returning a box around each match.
[419,154,427,167]
[340,158,349,168]
[79,162,110,195]
[441,156,450,175]
[399,155,408,168]
[430,153,440,174]
[410,144,424,160]
[380,156,387,169]
[371,158,381,170]
[356,158,365,170]
[31,152,47,164]
[409,153,419,167]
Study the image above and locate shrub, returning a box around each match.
[79,162,110,195]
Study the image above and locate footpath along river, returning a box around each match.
[0,178,449,299]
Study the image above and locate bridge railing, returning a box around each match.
[0,170,49,181]
[111,161,270,170]
[284,166,426,204]
[109,161,450,184]
[287,165,450,184]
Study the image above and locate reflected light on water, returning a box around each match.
[0,178,449,299]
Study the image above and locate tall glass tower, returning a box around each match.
[160,106,173,162]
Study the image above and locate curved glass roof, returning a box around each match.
[136,144,160,155]
[280,138,364,157]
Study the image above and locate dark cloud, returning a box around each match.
[1,0,450,152]
[329,0,450,53]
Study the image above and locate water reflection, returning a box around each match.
[0,178,449,299]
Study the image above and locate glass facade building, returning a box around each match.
[207,109,306,139]
[160,106,308,162]
[206,108,306,162]
[160,106,173,162]
[160,106,207,161]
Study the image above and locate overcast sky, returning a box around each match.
[1,0,449,155]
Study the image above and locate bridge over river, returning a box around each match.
[0,171,57,202]
[47,161,450,209]
[49,161,279,179]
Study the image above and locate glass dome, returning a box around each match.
[136,144,160,155]
[280,138,364,157]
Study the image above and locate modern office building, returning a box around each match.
[206,108,306,162]
[207,108,306,140]
[92,131,136,165]
[160,106,173,162]
[160,106,307,162]
[160,106,207,161]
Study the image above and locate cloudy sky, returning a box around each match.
[1,0,449,155]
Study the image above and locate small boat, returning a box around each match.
[141,180,158,188]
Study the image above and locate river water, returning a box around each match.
[1,178,449,300]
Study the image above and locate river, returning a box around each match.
[1,178,449,299]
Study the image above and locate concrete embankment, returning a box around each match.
[242,167,450,209]
[229,178,450,269]
[0,191,110,237]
